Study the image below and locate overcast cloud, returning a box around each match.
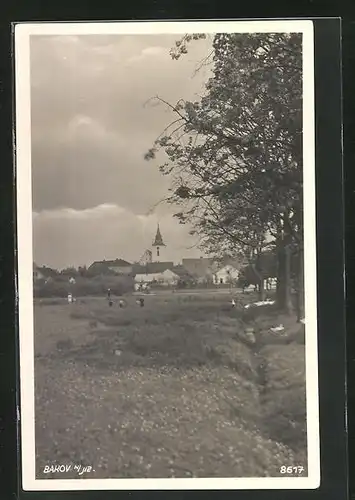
[30,34,213,269]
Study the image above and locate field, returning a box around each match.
[34,290,307,479]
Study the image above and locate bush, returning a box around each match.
[34,282,69,298]
[33,275,134,298]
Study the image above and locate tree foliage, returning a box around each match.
[145,32,304,312]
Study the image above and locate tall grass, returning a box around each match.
[34,291,307,477]
[61,293,307,455]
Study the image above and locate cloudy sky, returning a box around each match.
[30,33,213,270]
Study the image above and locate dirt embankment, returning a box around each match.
[234,304,306,459]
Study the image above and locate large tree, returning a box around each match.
[145,32,304,315]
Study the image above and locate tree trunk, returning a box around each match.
[296,246,304,322]
[259,277,265,301]
[284,244,293,315]
[276,241,293,314]
[276,242,285,308]
[252,259,265,302]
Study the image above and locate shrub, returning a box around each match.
[34,282,69,298]
[33,276,134,298]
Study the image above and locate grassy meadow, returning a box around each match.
[33,290,307,479]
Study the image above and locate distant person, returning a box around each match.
[107,288,111,300]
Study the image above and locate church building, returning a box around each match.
[152,224,166,263]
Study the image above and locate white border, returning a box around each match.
[15,20,318,491]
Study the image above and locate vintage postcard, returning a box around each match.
[14,20,319,491]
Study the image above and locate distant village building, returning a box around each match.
[238,250,277,290]
[135,269,179,287]
[88,259,133,276]
[33,266,44,281]
[133,261,174,275]
[213,264,240,284]
[107,259,133,275]
[181,257,216,284]
[58,224,246,291]
[33,264,58,282]
[132,225,179,286]
[171,265,196,286]
[152,224,166,262]
[138,249,153,266]
[265,277,277,290]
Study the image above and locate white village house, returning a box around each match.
[33,264,58,283]
[181,257,216,284]
[83,225,246,290]
[134,268,179,287]
[213,264,239,284]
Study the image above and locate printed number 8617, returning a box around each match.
[280,466,305,474]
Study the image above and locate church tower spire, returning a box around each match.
[152,224,166,262]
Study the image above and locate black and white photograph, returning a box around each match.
[15,20,319,491]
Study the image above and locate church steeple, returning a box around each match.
[152,224,166,247]
[152,224,165,262]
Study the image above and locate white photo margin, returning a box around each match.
[14,19,319,491]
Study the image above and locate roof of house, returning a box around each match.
[135,269,179,279]
[89,258,132,269]
[133,261,174,275]
[181,257,215,277]
[34,265,58,277]
[171,265,195,279]
[223,257,244,269]
[215,264,240,275]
